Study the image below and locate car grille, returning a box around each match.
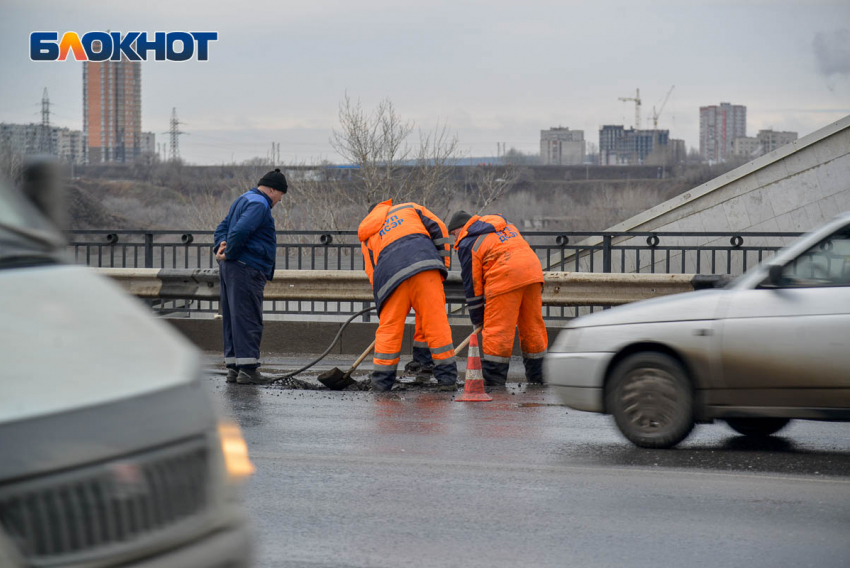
[0,437,210,566]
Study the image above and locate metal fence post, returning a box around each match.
[144,233,154,269]
[362,301,371,323]
[602,234,612,273]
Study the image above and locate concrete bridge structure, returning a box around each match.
[567,114,850,274]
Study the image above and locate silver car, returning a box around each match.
[544,212,850,448]
[0,169,254,567]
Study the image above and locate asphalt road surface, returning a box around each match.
[204,358,850,568]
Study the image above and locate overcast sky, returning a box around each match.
[1,0,848,164]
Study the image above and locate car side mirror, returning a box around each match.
[761,264,784,288]
[20,158,66,230]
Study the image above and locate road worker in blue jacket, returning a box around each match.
[214,168,287,385]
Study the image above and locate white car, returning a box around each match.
[0,169,255,567]
[544,212,850,449]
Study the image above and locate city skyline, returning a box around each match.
[1,0,848,164]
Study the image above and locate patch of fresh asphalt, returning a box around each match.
[203,358,850,568]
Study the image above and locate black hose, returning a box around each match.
[270,305,377,383]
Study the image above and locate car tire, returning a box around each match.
[605,352,694,449]
[725,417,790,437]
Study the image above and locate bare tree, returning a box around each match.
[0,140,25,185]
[466,165,522,214]
[330,94,414,206]
[284,164,352,232]
[411,120,463,218]
[503,147,540,166]
[585,142,599,165]
[330,95,471,219]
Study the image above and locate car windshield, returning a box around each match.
[0,178,65,268]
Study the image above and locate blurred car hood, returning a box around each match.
[0,265,200,425]
[569,289,726,328]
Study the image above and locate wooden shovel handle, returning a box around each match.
[348,339,376,373]
[455,326,483,353]
[352,326,479,376]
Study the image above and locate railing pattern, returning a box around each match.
[68,229,803,320]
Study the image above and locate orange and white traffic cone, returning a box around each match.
[455,333,492,402]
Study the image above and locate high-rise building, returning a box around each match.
[83,37,142,163]
[732,129,798,159]
[757,129,797,153]
[540,127,585,165]
[139,132,156,155]
[732,136,762,158]
[599,125,669,165]
[0,123,84,164]
[0,123,39,155]
[699,103,746,163]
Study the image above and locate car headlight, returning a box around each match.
[217,421,255,480]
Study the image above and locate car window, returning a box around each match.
[781,226,850,288]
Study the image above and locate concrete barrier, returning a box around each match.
[97,268,727,307]
[165,318,567,357]
[95,268,728,355]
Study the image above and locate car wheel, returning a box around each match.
[605,352,694,449]
[725,417,790,437]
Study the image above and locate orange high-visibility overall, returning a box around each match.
[359,200,456,390]
[454,214,547,384]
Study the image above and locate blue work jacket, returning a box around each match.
[214,188,276,280]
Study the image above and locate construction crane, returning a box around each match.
[618,88,641,130]
[651,85,675,129]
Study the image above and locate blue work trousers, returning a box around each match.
[220,260,266,370]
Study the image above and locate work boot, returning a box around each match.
[412,374,432,385]
[237,368,276,385]
[370,381,394,393]
[523,357,545,385]
[482,360,509,388]
[226,368,239,383]
[436,382,457,392]
[371,370,397,392]
[404,361,434,376]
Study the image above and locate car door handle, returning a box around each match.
[694,329,713,337]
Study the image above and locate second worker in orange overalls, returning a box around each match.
[449,211,548,386]
[359,200,457,392]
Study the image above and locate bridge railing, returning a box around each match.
[68,229,803,321]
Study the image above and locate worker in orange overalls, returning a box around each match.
[449,211,547,386]
[359,200,457,392]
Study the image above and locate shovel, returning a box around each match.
[455,326,483,354]
[318,326,482,391]
[317,339,376,390]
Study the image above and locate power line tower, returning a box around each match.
[39,88,53,155]
[166,107,186,161]
[618,88,642,130]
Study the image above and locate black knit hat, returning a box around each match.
[258,168,288,193]
[448,210,472,232]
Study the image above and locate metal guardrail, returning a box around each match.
[72,229,794,320]
[98,268,727,308]
[68,228,801,272]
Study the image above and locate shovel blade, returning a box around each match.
[317,367,357,390]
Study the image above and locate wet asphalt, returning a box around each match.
[204,356,850,568]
